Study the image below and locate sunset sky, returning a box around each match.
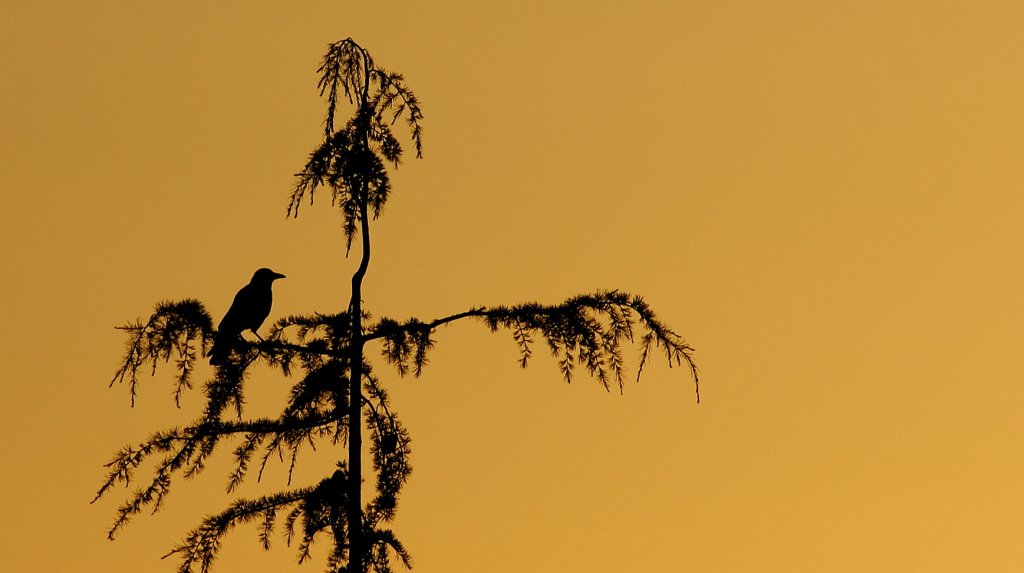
[3,2,1024,571]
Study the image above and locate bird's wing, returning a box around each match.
[221,282,273,333]
[219,284,254,333]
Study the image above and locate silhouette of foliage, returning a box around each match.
[370,290,699,397]
[110,299,214,407]
[97,37,698,573]
[288,38,423,253]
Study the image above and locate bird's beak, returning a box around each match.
[274,273,286,280]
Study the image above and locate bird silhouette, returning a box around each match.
[209,268,286,365]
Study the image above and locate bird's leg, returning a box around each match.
[239,331,267,350]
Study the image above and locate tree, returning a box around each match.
[95,38,699,573]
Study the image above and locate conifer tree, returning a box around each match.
[95,38,699,573]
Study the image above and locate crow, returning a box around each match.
[209,268,286,365]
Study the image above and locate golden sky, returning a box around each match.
[3,1,1024,571]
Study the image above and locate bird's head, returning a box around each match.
[252,268,286,283]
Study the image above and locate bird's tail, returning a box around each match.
[208,333,232,365]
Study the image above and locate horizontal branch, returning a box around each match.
[253,338,347,360]
[363,308,486,343]
[364,291,699,398]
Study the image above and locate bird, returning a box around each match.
[209,268,286,365]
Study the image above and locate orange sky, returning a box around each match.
[3,1,1024,571]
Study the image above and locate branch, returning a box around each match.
[163,486,315,573]
[94,414,341,539]
[110,299,214,407]
[366,291,699,398]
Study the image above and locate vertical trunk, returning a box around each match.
[348,195,371,571]
[349,61,374,572]
[348,161,372,568]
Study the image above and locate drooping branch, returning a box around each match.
[111,299,214,407]
[110,304,358,407]
[369,67,424,160]
[368,290,699,399]
[362,370,412,528]
[165,462,408,573]
[94,412,341,538]
[162,484,321,573]
[97,355,353,538]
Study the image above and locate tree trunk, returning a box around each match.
[348,167,372,571]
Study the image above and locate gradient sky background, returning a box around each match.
[3,1,1024,571]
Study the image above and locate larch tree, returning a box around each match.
[95,38,699,573]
